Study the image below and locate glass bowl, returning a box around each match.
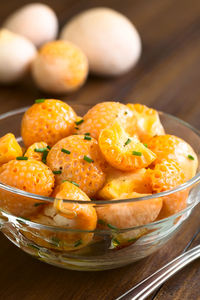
[0,104,199,271]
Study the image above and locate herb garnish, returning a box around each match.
[112,238,120,245]
[132,151,142,156]
[84,155,94,163]
[61,148,71,154]
[124,138,131,146]
[35,99,45,103]
[53,170,62,174]
[63,180,79,187]
[50,237,60,247]
[188,154,195,160]
[84,135,91,141]
[107,223,118,230]
[74,239,82,247]
[42,150,48,164]
[34,147,48,153]
[16,156,28,160]
[75,119,84,125]
[143,143,148,148]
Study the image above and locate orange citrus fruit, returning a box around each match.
[0,159,55,217]
[0,133,22,165]
[98,121,156,171]
[47,135,106,197]
[97,192,163,229]
[147,134,198,180]
[146,159,187,218]
[21,99,77,147]
[77,101,134,139]
[127,103,165,141]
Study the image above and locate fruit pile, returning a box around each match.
[0,99,197,250]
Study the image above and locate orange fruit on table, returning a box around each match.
[147,134,198,180]
[98,121,156,171]
[47,135,106,197]
[21,99,77,148]
[24,181,97,251]
[146,159,188,218]
[24,141,48,162]
[31,40,88,93]
[0,133,22,165]
[127,103,165,141]
[96,192,163,229]
[0,159,55,217]
[77,101,134,140]
[97,168,151,200]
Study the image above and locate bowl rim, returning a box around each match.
[0,105,199,206]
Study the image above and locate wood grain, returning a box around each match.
[0,0,200,299]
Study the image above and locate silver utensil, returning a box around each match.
[116,244,200,300]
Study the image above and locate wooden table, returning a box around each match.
[0,0,200,299]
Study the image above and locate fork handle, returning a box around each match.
[116,245,200,300]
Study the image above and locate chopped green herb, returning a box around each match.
[188,154,195,160]
[84,135,92,141]
[74,239,82,247]
[98,219,106,226]
[50,236,60,247]
[16,156,28,160]
[42,150,48,164]
[34,147,48,153]
[35,99,45,103]
[107,223,118,230]
[28,243,40,251]
[124,138,131,146]
[124,111,128,115]
[84,133,90,136]
[53,170,62,174]
[34,202,46,207]
[74,127,79,130]
[143,143,148,148]
[75,119,84,125]
[128,238,137,243]
[47,145,51,150]
[132,151,142,156]
[84,155,94,163]
[112,238,120,245]
[63,180,79,187]
[61,148,71,154]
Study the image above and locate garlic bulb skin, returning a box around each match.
[60,7,142,76]
[0,29,36,83]
[3,3,58,47]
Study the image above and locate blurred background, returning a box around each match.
[0,0,200,129]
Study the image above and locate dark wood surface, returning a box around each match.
[0,0,200,299]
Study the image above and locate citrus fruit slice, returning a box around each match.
[97,168,151,200]
[98,121,156,171]
[0,133,22,165]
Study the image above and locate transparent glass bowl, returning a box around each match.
[0,104,199,271]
